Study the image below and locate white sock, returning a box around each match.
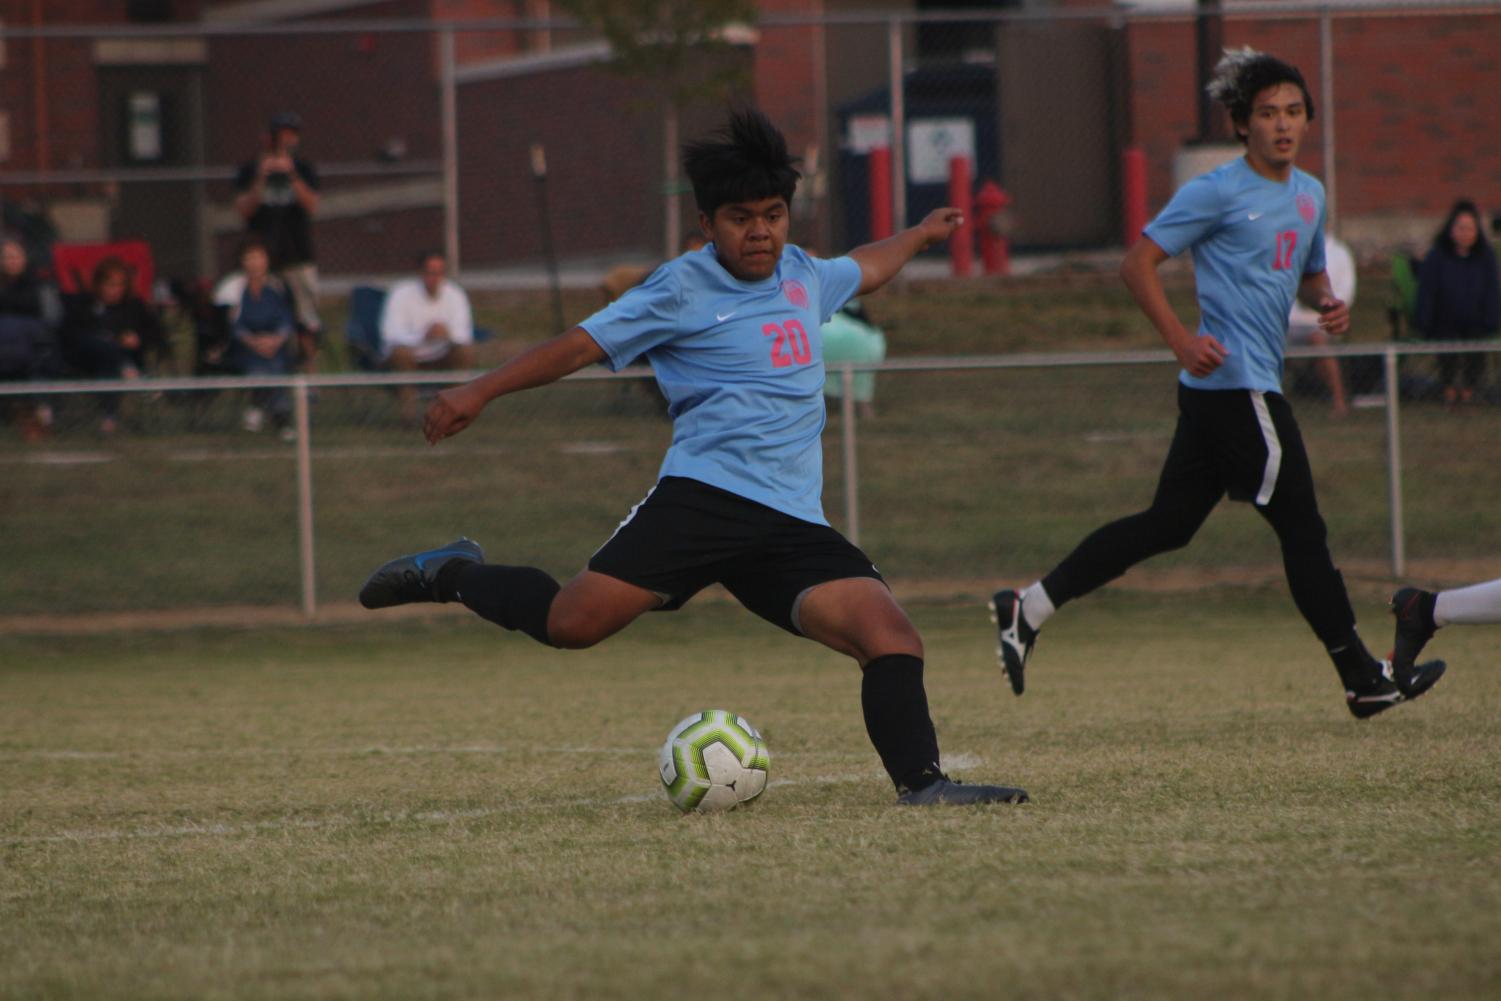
[1434,576,1501,627]
[1021,581,1055,631]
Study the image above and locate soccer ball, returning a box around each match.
[658,710,770,813]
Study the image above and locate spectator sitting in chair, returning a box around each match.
[0,232,61,438]
[1286,233,1354,418]
[214,237,298,439]
[59,256,164,435]
[379,250,476,421]
[1416,199,1500,407]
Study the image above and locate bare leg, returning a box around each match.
[387,344,419,420]
[1307,331,1348,418]
[545,570,663,649]
[795,577,922,665]
[446,343,476,370]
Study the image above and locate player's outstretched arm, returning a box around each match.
[848,208,963,295]
[424,326,606,444]
[1121,236,1227,378]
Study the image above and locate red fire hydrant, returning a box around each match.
[974,180,1012,276]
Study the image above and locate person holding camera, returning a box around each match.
[234,111,322,372]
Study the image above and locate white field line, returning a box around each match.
[1,752,987,846]
[1,774,876,846]
[1,747,981,766]
[0,745,647,760]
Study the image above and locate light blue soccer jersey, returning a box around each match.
[1144,157,1327,393]
[579,244,863,525]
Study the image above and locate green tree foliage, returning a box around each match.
[558,0,757,105]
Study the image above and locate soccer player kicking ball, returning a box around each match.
[988,48,1445,718]
[1391,577,1501,678]
[361,110,1027,807]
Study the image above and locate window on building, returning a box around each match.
[915,0,1016,63]
[127,0,175,22]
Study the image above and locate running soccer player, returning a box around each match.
[360,110,1027,806]
[988,48,1446,718]
[1391,577,1501,678]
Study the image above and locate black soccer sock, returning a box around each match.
[1327,629,1382,691]
[442,562,561,647]
[860,654,943,794]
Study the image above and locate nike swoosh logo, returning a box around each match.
[1248,212,1264,221]
[716,311,737,322]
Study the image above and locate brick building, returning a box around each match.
[1,0,1496,280]
[1121,4,1501,249]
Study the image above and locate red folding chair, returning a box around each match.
[50,240,156,302]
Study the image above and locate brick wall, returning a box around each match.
[753,0,823,163]
[3,34,103,172]
[455,56,659,268]
[453,48,753,268]
[1125,11,1501,233]
[204,0,440,168]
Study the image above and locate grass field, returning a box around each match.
[4,594,1498,1000]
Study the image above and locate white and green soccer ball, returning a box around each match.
[658,710,770,814]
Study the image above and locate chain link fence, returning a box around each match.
[2,5,1499,622]
[3,341,1498,621]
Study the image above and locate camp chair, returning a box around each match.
[50,240,155,303]
[346,285,388,371]
[51,239,171,370]
[1388,252,1421,340]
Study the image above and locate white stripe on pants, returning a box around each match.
[1250,391,1283,506]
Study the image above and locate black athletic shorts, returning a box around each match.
[1164,383,1316,506]
[587,476,884,635]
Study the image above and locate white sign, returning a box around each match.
[847,114,891,154]
[907,117,975,184]
[128,91,162,162]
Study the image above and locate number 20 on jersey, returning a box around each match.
[763,319,812,368]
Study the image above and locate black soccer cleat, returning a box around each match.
[359,538,484,609]
[897,776,1029,806]
[1346,657,1446,719]
[1390,587,1439,683]
[989,588,1037,696]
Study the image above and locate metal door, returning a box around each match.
[97,63,206,280]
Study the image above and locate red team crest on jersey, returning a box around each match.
[781,279,809,309]
[1296,193,1317,224]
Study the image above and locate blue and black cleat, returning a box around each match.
[359,538,484,609]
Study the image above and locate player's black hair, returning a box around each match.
[1207,47,1315,144]
[1433,199,1494,258]
[682,109,801,217]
